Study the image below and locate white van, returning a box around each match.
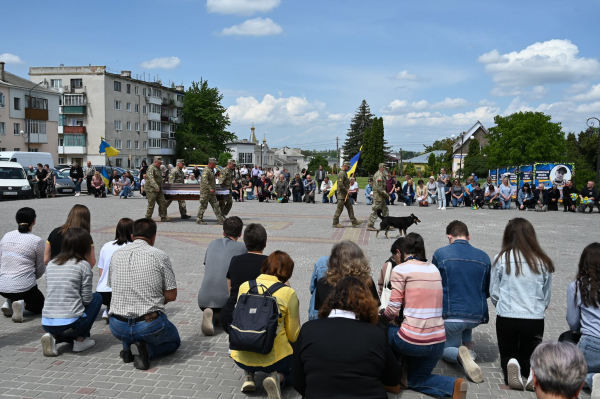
[0,161,32,199]
[0,151,55,169]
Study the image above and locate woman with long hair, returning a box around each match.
[490,218,554,391]
[91,171,105,197]
[567,242,600,395]
[41,228,103,357]
[45,204,95,267]
[0,208,46,323]
[499,177,513,209]
[292,277,402,398]
[451,179,465,207]
[96,218,134,322]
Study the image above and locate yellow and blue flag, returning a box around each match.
[100,167,111,187]
[329,146,362,198]
[99,140,120,157]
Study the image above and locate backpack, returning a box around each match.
[229,280,286,354]
[379,262,394,311]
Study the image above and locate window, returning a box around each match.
[142,106,147,114]
[64,134,85,146]
[143,88,147,96]
[143,123,147,132]
[170,140,176,149]
[126,122,131,131]
[148,139,161,148]
[114,100,122,110]
[127,140,131,149]
[0,122,4,134]
[114,81,121,92]
[177,94,184,102]
[177,107,183,117]
[135,122,140,131]
[149,121,161,131]
[13,148,21,151]
[25,96,47,110]
[51,79,62,88]
[58,138,64,146]
[71,79,83,88]
[126,84,131,94]
[115,158,122,167]
[239,153,253,164]
[149,104,161,114]
[143,141,147,150]
[14,97,20,110]
[170,124,176,138]
[114,120,122,130]
[114,140,122,149]
[63,94,85,106]
[25,120,47,134]
[135,86,139,95]
[58,157,65,164]
[0,92,5,107]
[28,149,38,152]
[14,123,20,135]
[135,140,139,149]
[126,103,131,112]
[135,104,139,113]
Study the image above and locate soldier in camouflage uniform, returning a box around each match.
[367,163,390,231]
[145,156,171,222]
[218,159,235,217]
[332,161,362,228]
[165,159,191,219]
[197,158,225,225]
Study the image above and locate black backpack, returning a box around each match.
[229,280,286,354]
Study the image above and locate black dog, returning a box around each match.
[376,211,421,238]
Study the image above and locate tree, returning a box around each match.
[175,79,236,164]
[428,153,436,171]
[404,162,416,176]
[307,155,329,176]
[566,130,598,189]
[218,152,232,167]
[361,126,375,173]
[463,139,488,177]
[343,100,374,162]
[423,137,456,171]
[485,111,566,167]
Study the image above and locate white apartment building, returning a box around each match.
[29,66,184,167]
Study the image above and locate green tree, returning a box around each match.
[175,79,236,164]
[361,126,375,173]
[485,111,566,167]
[343,100,374,163]
[428,153,436,171]
[566,130,598,189]
[362,117,386,175]
[404,162,416,176]
[463,139,488,177]
[307,155,330,176]
[218,152,232,167]
[423,137,456,171]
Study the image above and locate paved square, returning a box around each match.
[0,194,597,399]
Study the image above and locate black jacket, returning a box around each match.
[533,188,548,205]
[290,179,304,194]
[70,166,83,180]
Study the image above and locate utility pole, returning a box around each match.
[399,147,403,176]
[336,137,339,169]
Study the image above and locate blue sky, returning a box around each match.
[3,0,600,151]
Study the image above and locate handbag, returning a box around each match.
[379,261,394,311]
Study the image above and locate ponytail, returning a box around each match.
[16,207,36,233]
[399,232,427,261]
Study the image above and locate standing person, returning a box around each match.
[315,165,326,194]
[108,218,180,370]
[547,184,561,211]
[437,167,448,210]
[251,165,261,195]
[301,168,308,181]
[482,177,493,192]
[197,158,225,225]
[303,174,316,203]
[382,233,468,398]
[44,164,57,198]
[45,204,96,266]
[0,208,46,323]
[273,167,280,182]
[427,176,438,204]
[145,156,170,222]
[85,161,96,196]
[35,163,48,199]
[578,181,598,213]
[219,159,236,218]
[367,164,389,232]
[283,168,291,182]
[490,218,554,391]
[290,174,304,202]
[69,162,84,197]
[40,228,103,356]
[239,165,248,180]
[96,218,134,322]
[533,183,548,212]
[165,160,191,219]
[445,177,452,207]
[26,165,38,198]
[321,176,333,203]
[138,160,148,183]
[192,165,200,180]
[197,217,246,336]
[432,221,491,383]
[332,162,361,229]
[275,174,289,202]
[499,178,513,209]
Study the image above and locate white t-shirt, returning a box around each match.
[96,240,131,292]
[350,182,359,191]
[141,178,146,187]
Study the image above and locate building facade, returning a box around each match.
[0,62,60,161]
[452,120,489,176]
[29,66,184,167]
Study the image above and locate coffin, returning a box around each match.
[162,183,230,201]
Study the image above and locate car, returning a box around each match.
[52,169,77,195]
[0,161,32,200]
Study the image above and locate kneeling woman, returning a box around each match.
[41,228,103,356]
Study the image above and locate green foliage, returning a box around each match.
[567,130,598,189]
[343,100,374,164]
[463,139,488,177]
[175,79,236,164]
[307,155,329,176]
[401,150,418,160]
[362,117,386,174]
[404,162,416,176]
[218,153,232,167]
[428,153,436,170]
[485,111,566,167]
[423,137,456,171]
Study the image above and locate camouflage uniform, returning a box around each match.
[166,166,188,217]
[332,168,358,226]
[145,164,168,219]
[197,166,225,223]
[368,169,390,227]
[219,166,234,217]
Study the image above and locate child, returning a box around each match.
[140,174,146,197]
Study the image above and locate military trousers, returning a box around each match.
[166,200,188,217]
[219,195,233,218]
[197,193,225,223]
[146,190,168,219]
[333,195,357,225]
[368,200,389,227]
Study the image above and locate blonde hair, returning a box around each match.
[59,204,91,235]
[326,241,372,286]
[94,171,100,178]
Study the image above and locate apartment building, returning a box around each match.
[29,65,184,167]
[0,62,60,161]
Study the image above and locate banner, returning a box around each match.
[533,163,574,189]
[488,169,498,186]
[519,165,533,188]
[498,168,506,184]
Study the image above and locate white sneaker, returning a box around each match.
[241,371,256,392]
[41,333,58,357]
[201,308,214,336]
[437,206,441,210]
[12,300,24,323]
[403,203,406,206]
[525,370,534,391]
[263,372,282,399]
[1,300,12,317]
[592,374,600,399]
[102,309,109,323]
[458,346,483,383]
[507,358,524,390]
[441,206,446,210]
[72,337,96,352]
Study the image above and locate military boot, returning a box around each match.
[160,217,172,222]
[196,219,207,225]
[352,220,363,228]
[366,225,378,232]
[332,224,345,228]
[181,215,191,219]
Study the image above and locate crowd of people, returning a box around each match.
[0,203,598,399]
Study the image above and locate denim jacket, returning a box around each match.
[518,189,533,203]
[490,252,552,319]
[432,240,491,323]
[365,184,373,204]
[308,256,329,320]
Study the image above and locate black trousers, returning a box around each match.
[496,315,544,384]
[520,198,536,209]
[87,176,93,195]
[0,285,45,314]
[563,197,576,211]
[99,291,112,311]
[37,181,47,198]
[473,195,484,207]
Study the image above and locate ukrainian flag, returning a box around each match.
[101,167,111,187]
[99,140,120,157]
[328,147,362,198]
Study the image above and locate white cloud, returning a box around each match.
[327,113,352,121]
[227,94,325,125]
[139,57,181,70]
[220,17,282,36]
[207,0,280,15]
[393,70,420,81]
[382,99,429,113]
[0,53,25,65]
[431,97,469,109]
[565,82,591,94]
[478,39,600,87]
[570,84,600,102]
[491,85,548,99]
[479,99,497,107]
[383,106,499,129]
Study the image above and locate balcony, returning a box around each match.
[148,131,162,139]
[58,145,87,155]
[64,126,86,134]
[27,133,48,144]
[148,111,161,121]
[148,148,176,156]
[161,132,169,139]
[62,105,86,114]
[162,97,175,107]
[146,96,161,105]
[161,115,169,122]
[169,116,182,124]
[25,109,49,121]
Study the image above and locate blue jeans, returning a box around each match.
[293,191,302,202]
[452,197,463,207]
[246,191,256,200]
[75,180,82,193]
[388,326,455,397]
[234,355,292,385]
[404,193,414,205]
[500,198,511,209]
[43,293,103,343]
[428,194,437,204]
[109,312,181,360]
[442,321,480,363]
[366,196,373,205]
[578,335,600,389]
[386,192,396,205]
[322,193,333,203]
[120,186,132,197]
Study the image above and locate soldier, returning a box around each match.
[145,156,171,222]
[367,163,390,231]
[332,161,362,228]
[197,158,226,225]
[165,159,191,220]
[218,159,235,217]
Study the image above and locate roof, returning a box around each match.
[0,71,60,95]
[274,147,303,157]
[226,140,255,146]
[273,157,296,165]
[404,150,446,164]
[452,121,489,152]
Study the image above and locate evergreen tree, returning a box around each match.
[463,138,488,177]
[361,126,375,174]
[343,100,374,161]
[566,130,598,189]
[404,162,416,176]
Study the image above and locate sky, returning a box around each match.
[3,0,600,152]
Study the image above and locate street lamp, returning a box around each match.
[586,117,600,186]
[26,81,45,152]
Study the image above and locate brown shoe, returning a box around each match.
[196,220,207,225]
[181,215,191,219]
[453,378,468,399]
[366,226,378,231]
[352,221,363,228]
[332,224,345,228]
[160,217,172,222]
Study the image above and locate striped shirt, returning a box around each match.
[42,259,93,319]
[0,231,46,293]
[383,261,446,345]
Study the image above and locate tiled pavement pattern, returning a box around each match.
[0,194,597,399]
